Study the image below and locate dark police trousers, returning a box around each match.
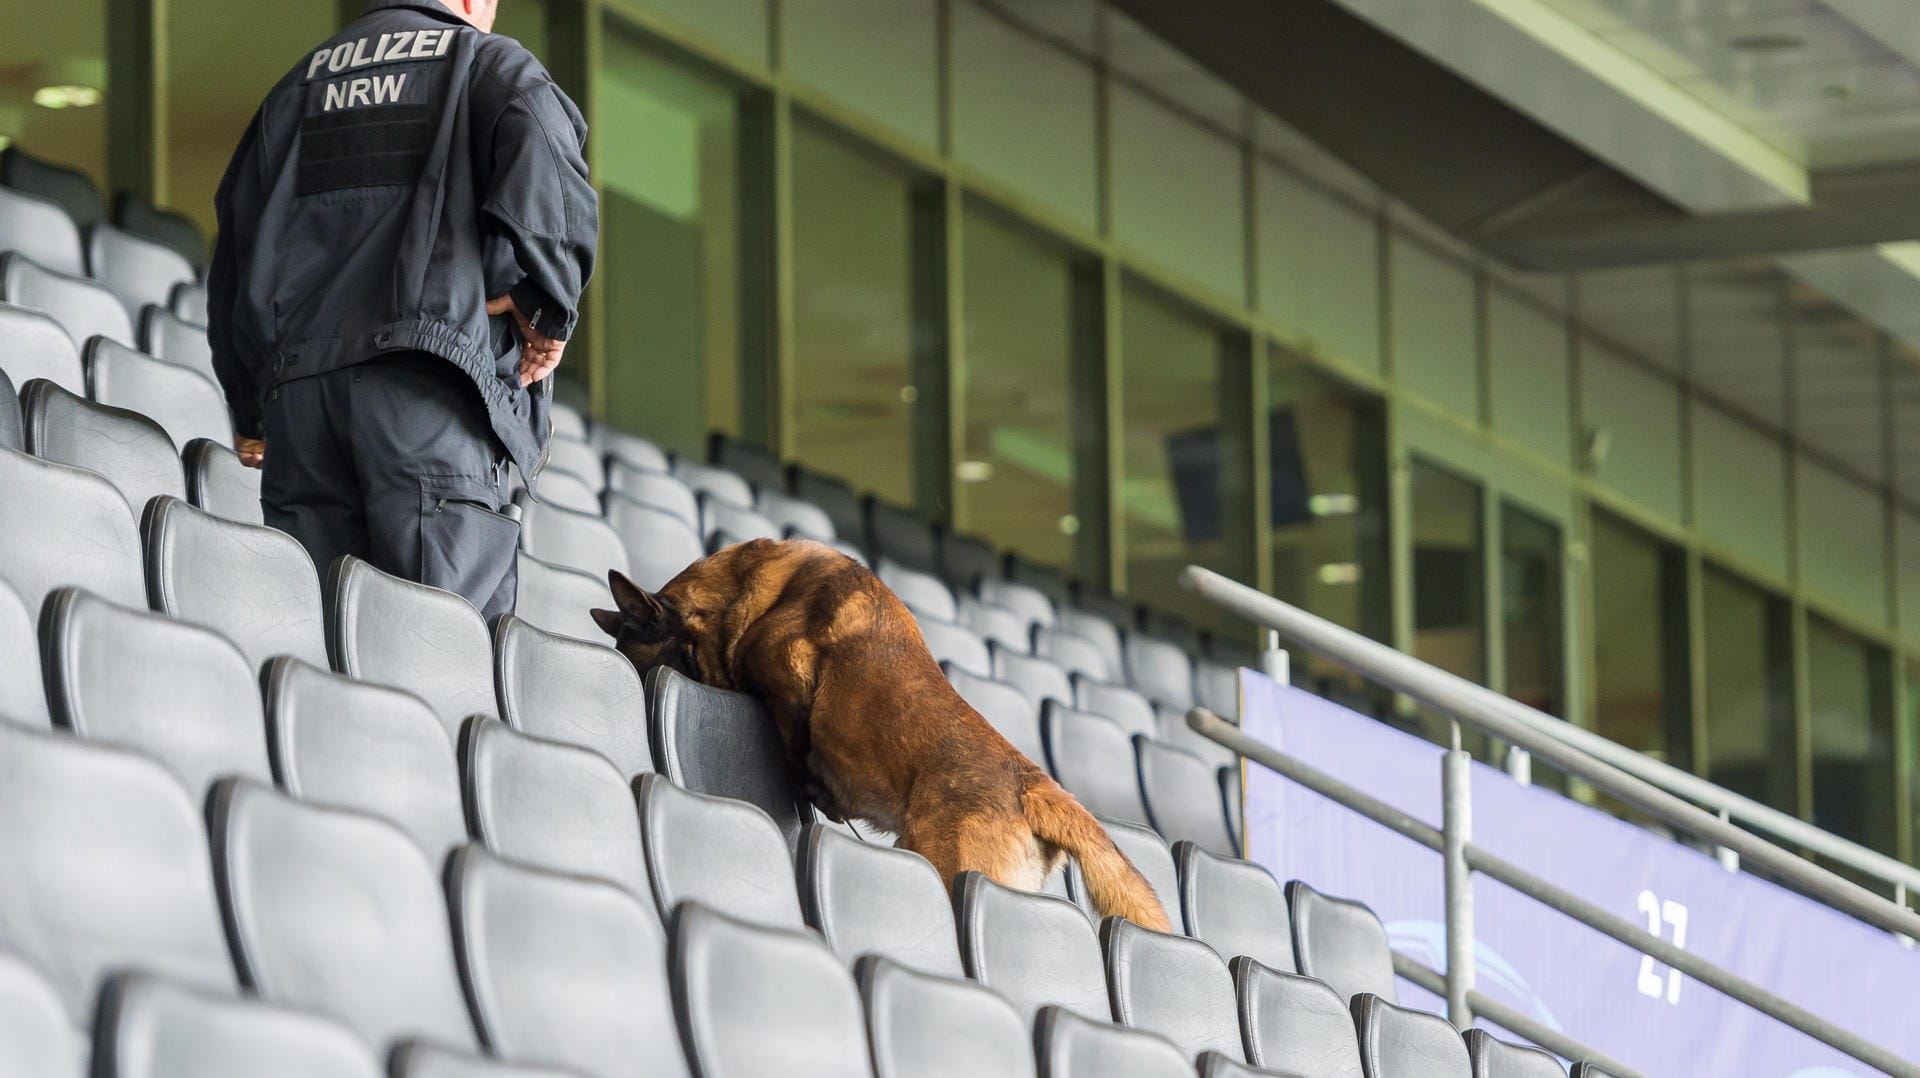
[261,352,519,622]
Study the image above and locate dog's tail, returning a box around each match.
[1021,774,1171,932]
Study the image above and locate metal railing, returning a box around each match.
[1179,564,1920,1077]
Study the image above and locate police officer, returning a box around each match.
[207,0,597,621]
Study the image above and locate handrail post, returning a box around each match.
[1260,630,1290,686]
[1443,741,1475,1028]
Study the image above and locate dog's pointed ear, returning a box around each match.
[608,570,668,624]
[590,606,625,637]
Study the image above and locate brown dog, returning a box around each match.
[591,538,1169,930]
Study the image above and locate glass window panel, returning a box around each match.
[0,0,109,189]
[1487,289,1570,466]
[1581,341,1683,521]
[492,1,552,60]
[1901,514,1920,646]
[784,0,938,147]
[1502,503,1563,718]
[1687,262,1787,428]
[613,0,769,65]
[598,28,745,455]
[1691,403,1788,580]
[1798,462,1890,630]
[1701,566,1793,813]
[1391,237,1478,419]
[1257,165,1380,375]
[1111,87,1245,301]
[960,208,1077,567]
[1808,619,1895,855]
[1591,511,1690,770]
[1906,660,1919,870]
[952,2,1098,233]
[790,123,918,505]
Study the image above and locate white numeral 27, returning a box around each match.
[1636,890,1688,1004]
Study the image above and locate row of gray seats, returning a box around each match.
[0,145,208,270]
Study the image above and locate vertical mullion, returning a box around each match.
[1782,277,1814,824]
[549,0,602,418]
[1094,5,1124,597]
[937,0,965,531]
[108,0,165,203]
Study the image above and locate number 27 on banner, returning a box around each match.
[1636,890,1689,1004]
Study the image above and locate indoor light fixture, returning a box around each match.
[1309,493,1360,517]
[0,135,10,153]
[33,85,102,110]
[1057,513,1080,536]
[1316,562,1362,586]
[954,460,994,483]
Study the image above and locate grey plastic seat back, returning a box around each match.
[1065,818,1177,926]
[0,721,235,1021]
[798,823,961,977]
[0,448,143,616]
[86,336,229,460]
[1041,702,1149,826]
[792,469,863,544]
[608,466,699,526]
[992,643,1074,712]
[699,493,781,544]
[1157,700,1237,769]
[182,438,263,525]
[757,489,836,541]
[1073,677,1159,740]
[43,587,269,794]
[0,302,86,392]
[494,614,651,779]
[878,558,955,621]
[601,430,669,472]
[858,956,1035,1078]
[24,377,183,512]
[1103,917,1241,1062]
[648,664,814,848]
[1139,740,1237,856]
[0,952,82,1078]
[169,283,208,326]
[0,147,103,227]
[920,618,990,678]
[265,657,466,860]
[605,494,704,591]
[953,872,1107,1023]
[548,403,587,440]
[1464,1030,1567,1078]
[115,196,206,271]
[211,779,476,1050]
[978,577,1055,629]
[0,578,49,726]
[330,556,496,738]
[1126,636,1195,710]
[1233,958,1362,1078]
[1288,881,1398,1005]
[962,597,1032,654]
[391,1044,583,1078]
[0,366,18,452]
[140,306,216,382]
[543,436,604,490]
[530,468,599,514]
[935,531,997,592]
[710,435,786,492]
[0,186,83,275]
[94,974,383,1078]
[1354,994,1469,1078]
[514,553,615,644]
[866,498,936,573]
[1,252,135,348]
[1034,625,1113,683]
[144,496,327,671]
[461,718,649,898]
[1034,1005,1194,1078]
[670,459,754,508]
[944,665,1042,763]
[670,903,873,1078]
[1197,1054,1287,1078]
[1176,843,1290,971]
[1058,610,1125,680]
[637,774,804,930]
[87,222,195,323]
[516,497,629,577]
[1568,1065,1623,1078]
[1221,766,1243,851]
[1195,661,1241,721]
[449,847,688,1078]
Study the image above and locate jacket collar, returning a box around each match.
[363,0,468,23]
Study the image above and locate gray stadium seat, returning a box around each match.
[866,498,936,573]
[600,429,669,473]
[671,904,871,1078]
[1568,1065,1623,1078]
[169,282,208,326]
[710,434,787,492]
[757,488,836,541]
[211,779,477,1050]
[649,665,814,848]
[1176,843,1290,972]
[920,618,990,678]
[391,1044,581,1078]
[1073,677,1158,740]
[792,469,863,544]
[1158,700,1237,769]
[1221,765,1243,851]
[1041,702,1149,826]
[1195,1055,1283,1078]
[878,558,956,621]
[516,495,630,577]
[936,531,997,591]
[182,438,263,525]
[1353,994,1469,1078]
[979,577,1056,629]
[1035,625,1113,683]
[994,642,1073,710]
[0,185,84,275]
[140,306,216,382]
[87,222,195,323]
[548,403,587,440]
[0,721,235,1021]
[94,974,383,1078]
[528,467,599,514]
[461,718,649,897]
[1139,740,1238,856]
[0,448,145,613]
[1058,610,1125,682]
[1,146,103,227]
[1103,917,1241,1062]
[86,337,230,449]
[43,587,269,794]
[494,613,651,779]
[1196,660,1241,721]
[699,492,781,544]
[515,553,614,643]
[0,301,86,393]
[671,459,754,509]
[1464,1030,1566,1078]
[944,664,1043,762]
[0,579,47,726]
[144,495,327,670]
[329,556,495,738]
[265,657,466,860]
[1005,554,1070,606]
[605,494,704,591]
[447,847,687,1078]
[1288,882,1397,1004]
[953,872,1107,1023]
[858,956,1034,1078]
[542,436,604,490]
[1064,818,1178,926]
[114,195,206,271]
[1,251,135,348]
[0,366,18,451]
[637,774,804,930]
[962,596,1032,654]
[608,466,699,526]
[24,377,184,511]
[798,823,962,977]
[0,951,81,1077]
[1126,636,1196,710]
[1035,1006,1193,1078]
[1233,957,1361,1077]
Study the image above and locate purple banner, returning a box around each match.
[1240,669,1920,1077]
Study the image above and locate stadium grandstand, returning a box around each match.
[1,0,1919,1076]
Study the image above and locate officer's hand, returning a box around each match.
[235,437,266,469]
[488,294,566,388]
